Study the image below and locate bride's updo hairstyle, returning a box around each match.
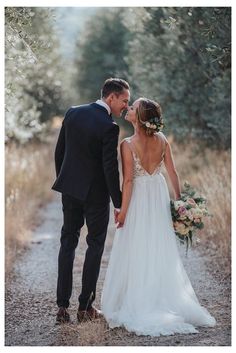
[136,98,164,136]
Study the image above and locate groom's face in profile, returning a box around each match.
[109,89,130,118]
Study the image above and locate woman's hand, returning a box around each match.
[116,212,126,228]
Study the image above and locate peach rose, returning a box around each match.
[174,222,189,235]
[187,198,197,208]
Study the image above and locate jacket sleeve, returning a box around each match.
[54,107,74,177]
[102,123,122,208]
[54,119,65,177]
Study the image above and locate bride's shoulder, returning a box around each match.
[156,131,168,144]
[120,136,135,157]
[120,135,134,145]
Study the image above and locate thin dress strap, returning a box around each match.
[124,137,139,160]
[156,132,167,159]
[125,135,166,160]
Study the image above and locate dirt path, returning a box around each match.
[5,196,231,346]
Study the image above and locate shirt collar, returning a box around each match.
[95,99,111,115]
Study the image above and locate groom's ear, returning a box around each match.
[109,93,115,100]
[107,93,116,103]
[109,92,120,101]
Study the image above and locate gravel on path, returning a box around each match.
[5,196,231,346]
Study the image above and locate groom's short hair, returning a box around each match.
[101,78,129,98]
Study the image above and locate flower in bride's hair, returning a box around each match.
[151,124,156,129]
[145,122,151,128]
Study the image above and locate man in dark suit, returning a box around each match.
[52,78,130,323]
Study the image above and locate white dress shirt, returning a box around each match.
[95,99,111,115]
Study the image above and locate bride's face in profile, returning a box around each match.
[125,100,140,124]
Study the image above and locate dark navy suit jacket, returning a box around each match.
[52,103,122,209]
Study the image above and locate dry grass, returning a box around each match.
[60,318,135,346]
[5,137,56,273]
[169,138,231,275]
[76,318,109,346]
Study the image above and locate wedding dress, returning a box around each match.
[101,135,216,337]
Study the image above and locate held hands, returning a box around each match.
[114,209,119,223]
[114,209,126,228]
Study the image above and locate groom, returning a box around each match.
[52,78,130,323]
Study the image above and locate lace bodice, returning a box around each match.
[125,136,165,178]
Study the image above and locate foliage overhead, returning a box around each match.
[5,7,231,148]
[74,7,231,148]
[5,7,68,143]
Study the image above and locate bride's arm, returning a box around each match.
[163,141,181,200]
[117,141,134,227]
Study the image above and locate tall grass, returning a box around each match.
[5,138,56,272]
[170,139,231,275]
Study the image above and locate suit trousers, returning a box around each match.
[56,193,110,310]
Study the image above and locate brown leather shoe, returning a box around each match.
[77,306,103,322]
[56,307,70,323]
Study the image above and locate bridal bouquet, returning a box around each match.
[170,182,210,252]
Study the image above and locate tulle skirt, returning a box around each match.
[101,173,216,336]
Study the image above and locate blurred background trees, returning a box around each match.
[75,8,131,103]
[5,7,68,143]
[74,7,231,149]
[5,7,231,148]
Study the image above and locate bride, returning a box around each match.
[101,97,216,336]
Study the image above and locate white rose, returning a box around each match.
[174,200,185,210]
[199,203,207,209]
[192,208,203,218]
[186,210,194,221]
[146,122,151,128]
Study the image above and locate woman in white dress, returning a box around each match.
[101,98,216,337]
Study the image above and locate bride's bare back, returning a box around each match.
[129,132,166,175]
[120,132,181,200]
